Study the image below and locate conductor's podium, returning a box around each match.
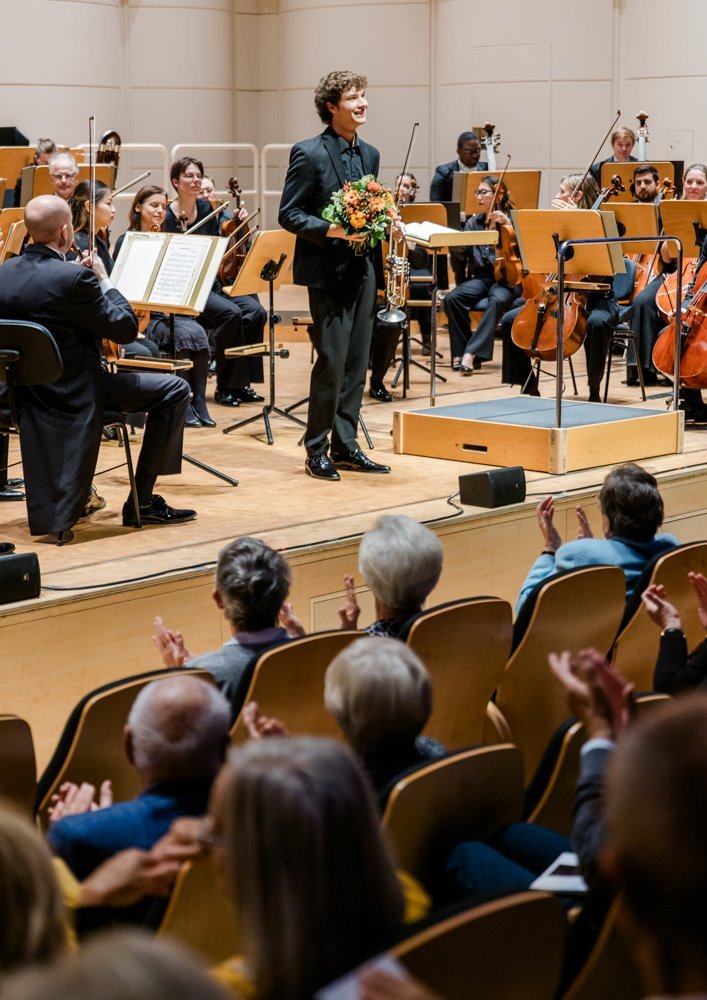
[393,397,683,475]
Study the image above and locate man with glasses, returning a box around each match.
[48,152,79,201]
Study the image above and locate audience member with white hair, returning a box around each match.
[47,675,230,880]
[47,151,79,201]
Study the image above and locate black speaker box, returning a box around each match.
[0,126,29,147]
[459,466,526,508]
[0,553,40,605]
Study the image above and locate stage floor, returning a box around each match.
[3,303,707,767]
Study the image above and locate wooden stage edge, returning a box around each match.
[3,340,707,767]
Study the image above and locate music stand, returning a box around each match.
[453,170,542,214]
[512,209,625,427]
[658,201,707,257]
[404,224,498,406]
[221,229,304,444]
[599,161,683,202]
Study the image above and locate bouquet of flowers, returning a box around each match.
[322,174,397,255]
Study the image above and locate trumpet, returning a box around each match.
[377,224,410,325]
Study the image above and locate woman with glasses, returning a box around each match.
[443,176,520,373]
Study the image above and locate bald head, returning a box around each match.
[25,196,72,249]
[126,675,230,781]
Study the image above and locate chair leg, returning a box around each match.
[105,420,142,529]
[628,333,647,401]
[603,335,614,403]
[568,357,578,396]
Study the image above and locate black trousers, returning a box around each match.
[622,276,663,371]
[444,277,517,360]
[201,291,265,393]
[306,260,376,456]
[102,370,189,482]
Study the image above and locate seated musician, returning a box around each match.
[13,137,56,206]
[201,175,234,224]
[70,180,161,365]
[48,152,80,202]
[624,163,707,406]
[0,195,196,538]
[164,156,265,408]
[368,172,432,403]
[443,176,520,373]
[113,184,216,428]
[430,131,488,203]
[590,126,637,182]
[501,173,620,401]
[630,163,660,204]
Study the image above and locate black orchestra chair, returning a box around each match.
[0,714,37,816]
[0,320,62,508]
[103,408,142,531]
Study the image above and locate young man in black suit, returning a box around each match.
[0,195,195,539]
[278,70,390,481]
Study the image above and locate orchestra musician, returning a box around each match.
[0,195,195,538]
[630,163,660,203]
[501,173,620,401]
[47,152,80,201]
[590,126,638,182]
[430,132,488,203]
[113,185,216,428]
[13,137,56,206]
[443,176,520,373]
[164,156,265,408]
[278,69,390,480]
[70,180,161,363]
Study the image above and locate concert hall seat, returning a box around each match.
[398,597,513,750]
[0,714,36,816]
[392,891,566,1000]
[229,630,363,743]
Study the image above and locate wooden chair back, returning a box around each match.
[229,631,362,743]
[496,566,626,783]
[0,715,36,816]
[403,598,513,749]
[393,891,566,1000]
[562,901,644,1000]
[36,668,213,827]
[611,541,707,689]
[381,745,523,886]
[0,221,26,262]
[157,854,241,965]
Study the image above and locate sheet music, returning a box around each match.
[404,220,458,240]
[113,234,163,302]
[150,235,210,306]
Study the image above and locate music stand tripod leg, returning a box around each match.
[182,452,239,486]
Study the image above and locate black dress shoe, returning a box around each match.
[122,494,197,527]
[458,364,473,376]
[0,542,15,555]
[214,391,240,407]
[369,382,393,402]
[451,358,462,371]
[331,448,391,474]
[184,410,203,428]
[305,454,340,481]
[232,386,265,403]
[0,487,24,501]
[6,478,23,488]
[473,357,483,370]
[191,402,216,427]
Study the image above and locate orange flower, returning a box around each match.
[349,211,367,229]
[343,190,359,205]
[369,196,385,213]
[367,180,382,192]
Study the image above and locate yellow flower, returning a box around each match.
[349,211,367,229]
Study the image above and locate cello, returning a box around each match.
[652,244,707,387]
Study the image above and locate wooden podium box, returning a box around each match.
[393,398,683,475]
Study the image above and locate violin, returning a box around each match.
[218,177,257,286]
[485,157,523,287]
[653,253,707,388]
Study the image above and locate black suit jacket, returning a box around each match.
[429,160,489,203]
[0,244,137,534]
[278,127,380,290]
[590,155,638,183]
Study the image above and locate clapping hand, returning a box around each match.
[549,648,635,741]
[48,779,113,824]
[152,615,192,667]
[537,496,562,554]
[339,574,361,629]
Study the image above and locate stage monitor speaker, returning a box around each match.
[0,127,29,146]
[459,466,526,508]
[0,553,40,605]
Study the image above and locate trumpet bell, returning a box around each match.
[377,306,407,324]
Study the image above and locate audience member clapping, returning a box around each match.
[641,572,707,693]
[517,463,678,613]
[47,675,229,881]
[153,536,292,719]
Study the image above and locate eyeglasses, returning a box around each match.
[51,172,78,180]
[474,188,492,197]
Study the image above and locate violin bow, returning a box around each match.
[111,171,151,200]
[571,109,621,203]
[88,115,96,259]
[487,155,512,218]
[393,121,420,207]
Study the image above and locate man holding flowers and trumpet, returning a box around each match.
[279,70,392,480]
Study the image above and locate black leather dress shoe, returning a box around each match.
[122,494,197,527]
[214,391,240,407]
[459,364,473,376]
[305,454,340,481]
[232,386,265,403]
[0,487,24,501]
[331,448,391,474]
[184,410,203,428]
[0,542,15,555]
[369,382,393,402]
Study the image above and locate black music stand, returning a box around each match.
[222,230,303,444]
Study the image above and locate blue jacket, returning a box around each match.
[515,533,679,615]
[47,778,212,880]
